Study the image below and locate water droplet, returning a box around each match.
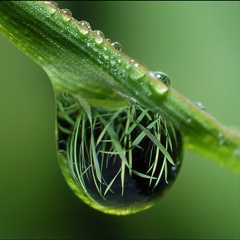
[186,118,192,124]
[61,8,72,17]
[126,63,131,69]
[44,1,58,7]
[103,54,109,60]
[218,132,225,145]
[151,71,171,86]
[87,42,91,47]
[195,102,205,111]
[77,23,89,35]
[56,93,183,215]
[79,20,92,30]
[218,133,223,138]
[110,57,116,66]
[93,30,105,44]
[94,30,105,39]
[106,38,111,43]
[234,149,240,159]
[44,1,58,14]
[111,42,122,52]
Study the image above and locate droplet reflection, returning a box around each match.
[94,30,105,39]
[111,42,122,52]
[56,93,183,215]
[79,20,92,30]
[62,8,72,17]
[151,71,171,86]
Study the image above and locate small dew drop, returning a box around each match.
[103,54,109,60]
[117,71,123,76]
[95,38,103,44]
[111,42,122,52]
[106,38,111,43]
[186,118,192,124]
[195,102,205,111]
[79,20,92,30]
[94,30,105,39]
[218,133,223,138]
[110,57,116,66]
[44,1,58,14]
[97,54,104,65]
[44,1,58,7]
[126,63,131,69]
[78,27,88,35]
[48,6,57,14]
[234,149,240,159]
[218,132,225,146]
[151,71,171,86]
[86,40,91,47]
[62,8,72,17]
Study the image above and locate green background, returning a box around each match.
[0,1,239,238]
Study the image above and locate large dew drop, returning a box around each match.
[56,93,183,215]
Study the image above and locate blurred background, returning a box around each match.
[0,1,239,238]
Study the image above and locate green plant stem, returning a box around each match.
[0,1,239,172]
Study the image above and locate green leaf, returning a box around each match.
[0,1,239,173]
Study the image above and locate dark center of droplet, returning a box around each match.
[82,109,181,207]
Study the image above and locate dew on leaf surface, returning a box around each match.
[79,20,92,30]
[151,71,171,86]
[61,8,72,17]
[111,42,122,52]
[94,30,105,39]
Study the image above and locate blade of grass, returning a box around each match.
[0,1,239,172]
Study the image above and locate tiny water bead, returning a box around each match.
[94,30,105,39]
[151,71,171,86]
[218,132,225,146]
[56,93,183,215]
[61,8,72,17]
[111,42,122,52]
[186,118,192,124]
[79,20,92,30]
[44,1,58,14]
[93,30,105,44]
[44,1,58,7]
[195,102,205,111]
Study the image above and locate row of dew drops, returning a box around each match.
[44,1,122,52]
[44,1,139,81]
[44,2,165,73]
[44,1,176,85]
[44,1,208,121]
